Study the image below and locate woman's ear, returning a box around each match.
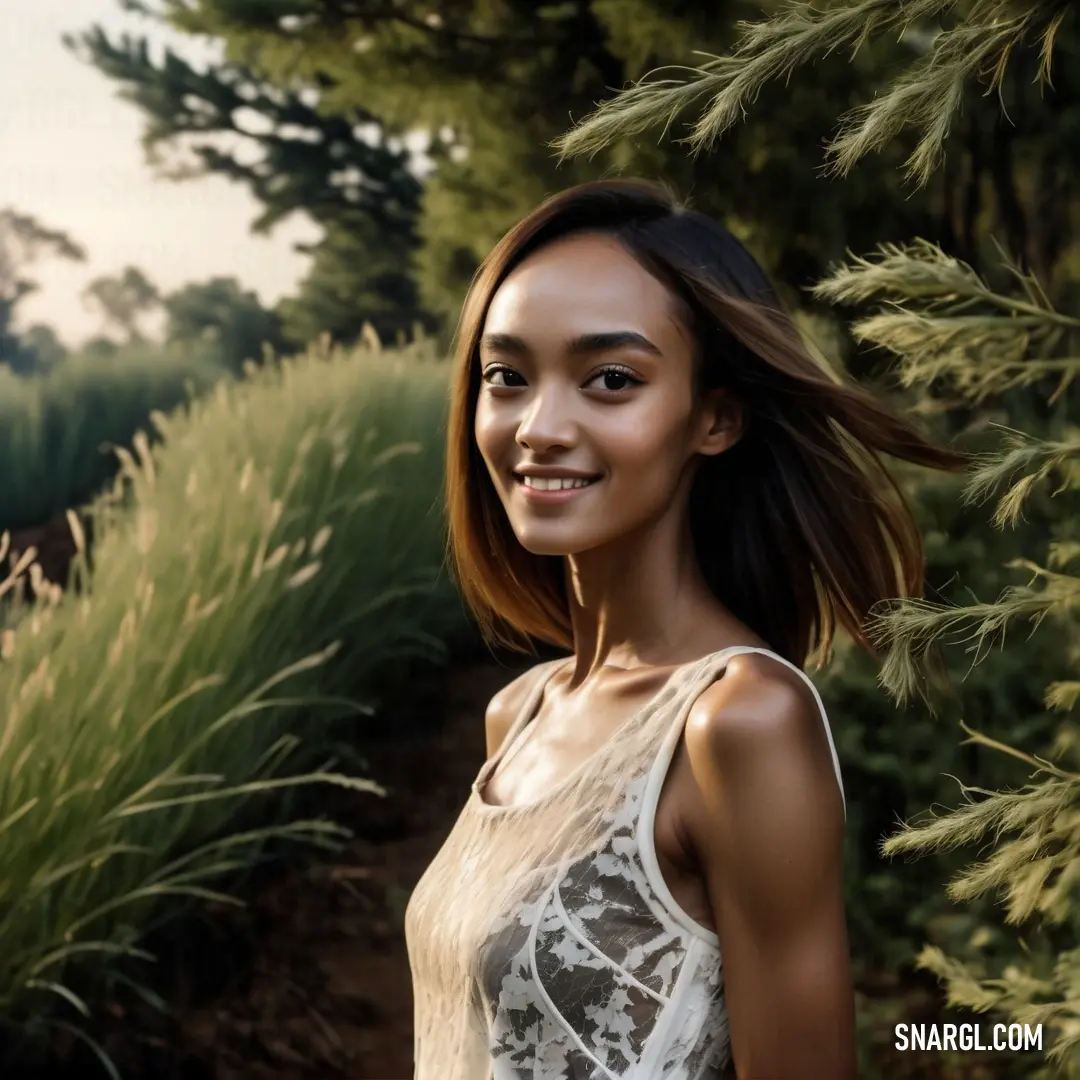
[696,388,746,457]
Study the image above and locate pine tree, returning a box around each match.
[74,1,987,340]
[559,1,1080,1072]
[67,19,428,347]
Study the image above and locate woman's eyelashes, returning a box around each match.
[589,365,643,392]
[480,363,645,392]
[480,364,526,388]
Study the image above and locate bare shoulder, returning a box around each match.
[484,662,552,759]
[687,651,821,748]
[682,651,842,832]
[678,652,855,1078]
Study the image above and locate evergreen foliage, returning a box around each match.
[559,0,1080,1072]
[72,0,1026,343]
[67,17,429,347]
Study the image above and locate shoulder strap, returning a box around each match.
[642,645,846,826]
[634,645,847,944]
[474,656,570,791]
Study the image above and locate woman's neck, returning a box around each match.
[562,523,738,683]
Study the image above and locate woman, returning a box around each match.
[404,179,968,1079]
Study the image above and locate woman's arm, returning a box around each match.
[683,654,857,1080]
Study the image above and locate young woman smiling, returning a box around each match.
[404,179,968,1080]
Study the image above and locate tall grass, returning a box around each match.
[0,335,465,1072]
[0,341,229,531]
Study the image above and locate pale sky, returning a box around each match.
[1,1,322,347]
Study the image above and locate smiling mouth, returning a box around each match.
[512,474,601,491]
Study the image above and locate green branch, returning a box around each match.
[964,428,1080,526]
[553,0,1069,189]
[867,567,1080,704]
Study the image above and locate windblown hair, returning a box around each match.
[444,178,969,667]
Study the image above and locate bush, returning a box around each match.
[0,341,229,532]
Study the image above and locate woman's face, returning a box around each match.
[474,230,737,557]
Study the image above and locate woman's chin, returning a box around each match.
[515,537,580,556]
[512,525,598,557]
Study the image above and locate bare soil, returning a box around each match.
[90,659,523,1080]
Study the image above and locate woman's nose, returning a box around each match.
[515,388,577,451]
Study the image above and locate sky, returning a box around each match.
[1,0,322,347]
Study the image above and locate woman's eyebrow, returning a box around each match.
[480,330,662,356]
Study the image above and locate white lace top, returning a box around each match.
[405,645,846,1079]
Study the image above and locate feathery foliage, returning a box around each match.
[557,0,1080,1073]
[555,0,1073,187]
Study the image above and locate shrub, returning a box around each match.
[0,341,229,532]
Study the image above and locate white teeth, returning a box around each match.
[519,476,596,491]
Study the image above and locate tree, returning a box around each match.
[68,19,428,347]
[19,324,68,370]
[163,275,291,370]
[0,208,86,373]
[82,265,162,342]
[82,337,122,361]
[558,0,1080,1073]
[77,264,290,370]
[73,0,1005,345]
[276,212,429,348]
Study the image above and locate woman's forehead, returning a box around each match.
[485,233,684,338]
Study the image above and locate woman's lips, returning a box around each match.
[512,473,601,504]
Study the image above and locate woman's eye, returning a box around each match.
[589,367,641,392]
[482,365,641,392]
[482,366,525,387]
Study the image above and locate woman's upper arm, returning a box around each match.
[683,656,856,1080]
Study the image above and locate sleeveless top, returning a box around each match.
[404,645,846,1080]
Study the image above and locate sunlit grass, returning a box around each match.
[0,334,464,1070]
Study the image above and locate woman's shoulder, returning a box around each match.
[483,656,565,758]
[687,649,820,748]
[681,649,840,831]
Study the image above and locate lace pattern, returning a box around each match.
[405,645,845,1080]
[481,772,727,1079]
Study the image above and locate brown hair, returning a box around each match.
[444,178,969,667]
